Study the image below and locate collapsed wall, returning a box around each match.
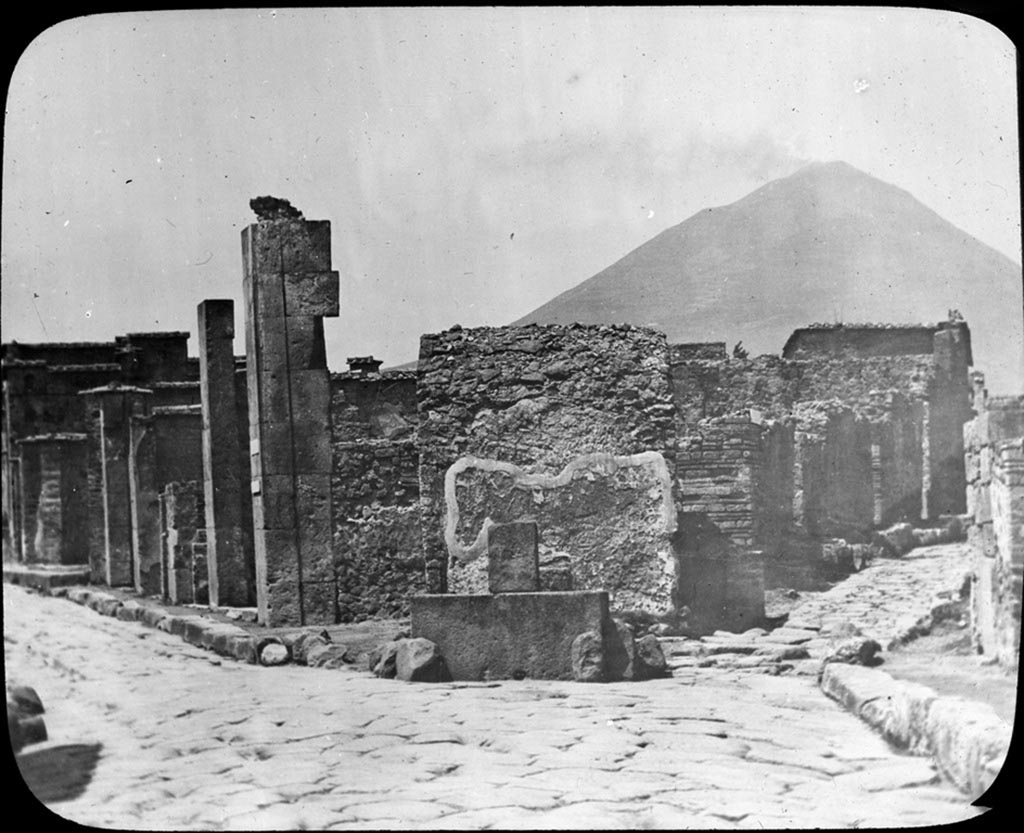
[417,324,678,615]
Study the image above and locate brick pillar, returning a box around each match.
[241,205,339,626]
[19,435,88,565]
[81,385,152,586]
[198,299,255,607]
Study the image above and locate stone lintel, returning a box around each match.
[411,591,609,681]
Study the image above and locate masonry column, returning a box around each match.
[198,299,255,607]
[241,198,339,626]
[81,384,152,586]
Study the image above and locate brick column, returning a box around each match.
[81,384,152,586]
[198,299,255,607]
[241,202,339,626]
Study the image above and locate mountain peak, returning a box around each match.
[513,166,1022,394]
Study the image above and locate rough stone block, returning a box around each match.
[395,638,448,682]
[571,631,605,682]
[411,591,610,681]
[487,521,540,593]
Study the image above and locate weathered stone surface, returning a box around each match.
[303,643,346,668]
[370,641,400,678]
[604,619,637,681]
[924,697,1011,797]
[258,639,291,666]
[411,591,610,681]
[487,521,539,593]
[571,631,605,682]
[873,522,916,556]
[395,638,448,682]
[635,634,669,678]
[286,630,332,664]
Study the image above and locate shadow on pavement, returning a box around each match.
[16,743,102,803]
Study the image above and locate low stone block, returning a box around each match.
[924,697,1012,797]
[635,635,669,678]
[286,630,332,664]
[226,634,258,664]
[115,601,144,622]
[395,638,448,682]
[141,607,169,629]
[411,591,610,681]
[370,641,400,678]
[487,521,539,593]
[258,638,291,666]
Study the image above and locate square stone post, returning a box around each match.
[81,384,152,586]
[16,440,42,562]
[241,201,339,626]
[129,409,162,594]
[198,299,255,607]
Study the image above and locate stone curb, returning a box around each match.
[42,582,262,666]
[3,564,91,592]
[820,663,1011,798]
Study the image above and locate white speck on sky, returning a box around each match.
[2,7,1019,368]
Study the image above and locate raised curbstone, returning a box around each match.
[924,697,1011,797]
[225,634,258,664]
[141,607,169,629]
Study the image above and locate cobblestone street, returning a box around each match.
[7,579,985,830]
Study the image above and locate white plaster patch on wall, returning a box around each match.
[444,451,676,564]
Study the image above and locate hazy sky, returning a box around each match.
[2,7,1020,371]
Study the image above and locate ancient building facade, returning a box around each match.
[1,204,998,638]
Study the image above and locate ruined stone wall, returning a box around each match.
[331,372,417,442]
[675,416,766,631]
[965,395,1024,670]
[417,324,677,615]
[330,363,422,622]
[160,480,208,605]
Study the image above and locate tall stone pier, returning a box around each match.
[81,384,153,586]
[198,299,255,607]
[241,200,339,626]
